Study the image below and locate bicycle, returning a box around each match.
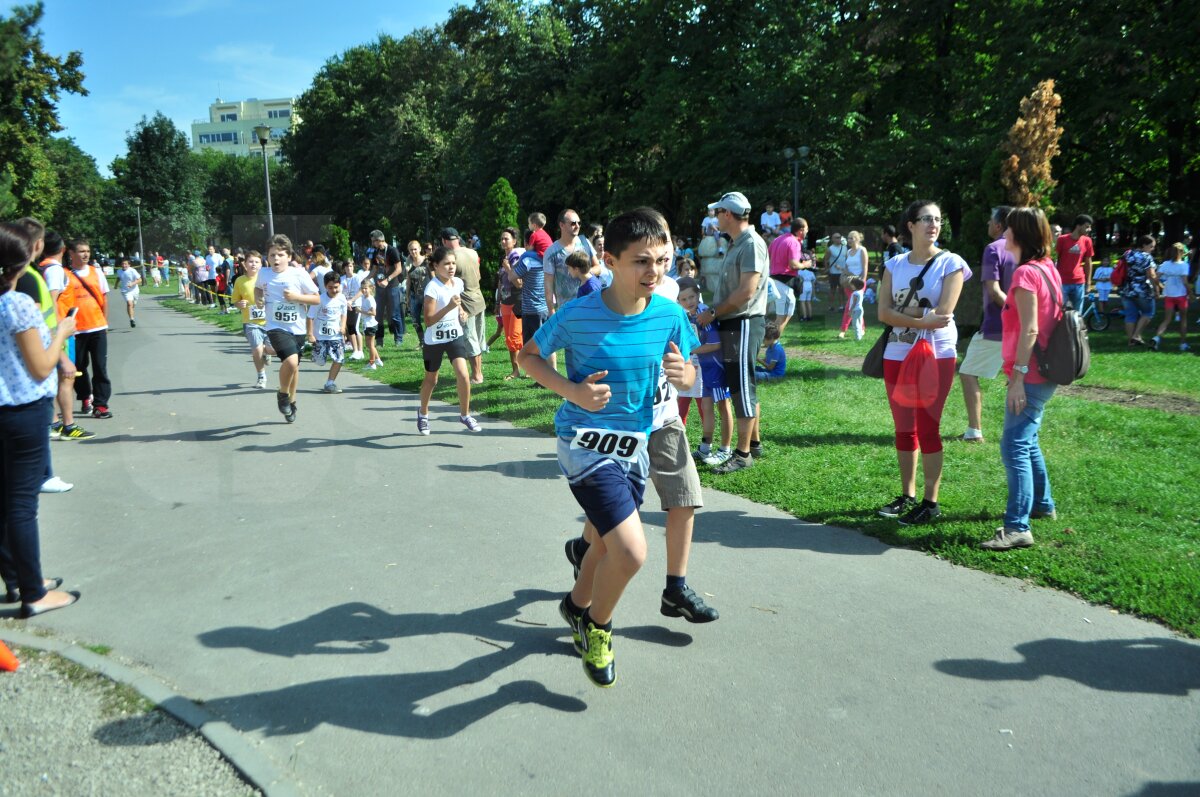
[1077,289,1110,332]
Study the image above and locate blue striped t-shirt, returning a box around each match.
[512,250,547,316]
[534,291,698,438]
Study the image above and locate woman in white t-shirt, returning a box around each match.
[417,246,480,435]
[838,231,869,337]
[1152,242,1192,351]
[824,232,848,311]
[875,200,967,526]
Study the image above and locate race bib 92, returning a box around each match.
[249,306,266,321]
[570,428,647,462]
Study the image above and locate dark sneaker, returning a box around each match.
[1030,507,1057,520]
[713,453,752,474]
[579,617,615,688]
[276,391,290,417]
[749,444,763,460]
[661,585,720,623]
[286,402,298,423]
[877,495,917,518]
[898,502,941,526]
[92,405,113,419]
[80,399,93,415]
[558,595,583,655]
[416,414,430,435]
[130,319,136,328]
[60,424,96,441]
[564,537,585,580]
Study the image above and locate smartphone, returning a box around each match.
[67,307,78,318]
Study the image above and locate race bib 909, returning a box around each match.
[570,428,647,462]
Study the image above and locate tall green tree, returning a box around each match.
[112,113,209,251]
[45,136,108,244]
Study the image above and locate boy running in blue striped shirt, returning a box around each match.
[518,208,698,687]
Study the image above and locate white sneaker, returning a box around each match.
[254,374,266,389]
[372,358,383,366]
[323,381,342,394]
[350,351,365,361]
[365,363,377,371]
[41,476,74,494]
[702,449,732,466]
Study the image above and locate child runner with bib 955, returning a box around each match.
[518,207,697,688]
[254,235,319,423]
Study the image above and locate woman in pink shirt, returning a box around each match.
[981,207,1061,551]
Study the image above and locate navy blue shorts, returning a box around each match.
[557,436,648,535]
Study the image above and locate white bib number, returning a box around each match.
[273,301,300,323]
[432,319,460,342]
[249,306,266,321]
[570,428,647,462]
[319,322,338,337]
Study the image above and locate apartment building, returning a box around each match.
[191,97,298,158]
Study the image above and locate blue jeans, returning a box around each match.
[1001,380,1056,532]
[0,397,53,602]
[1062,283,1084,310]
[388,283,405,341]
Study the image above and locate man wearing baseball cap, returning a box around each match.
[441,227,486,383]
[695,191,770,473]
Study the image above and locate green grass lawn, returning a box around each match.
[779,302,1200,401]
[156,293,1200,637]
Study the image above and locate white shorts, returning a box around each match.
[774,288,796,318]
[122,289,139,305]
[958,332,1004,379]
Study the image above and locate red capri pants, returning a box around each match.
[883,357,956,453]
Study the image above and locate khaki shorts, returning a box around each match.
[463,311,486,357]
[958,332,1004,379]
[648,417,703,510]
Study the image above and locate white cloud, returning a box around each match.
[201,44,319,100]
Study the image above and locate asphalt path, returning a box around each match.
[18,296,1200,796]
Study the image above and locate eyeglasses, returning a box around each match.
[564,220,580,226]
[916,215,942,225]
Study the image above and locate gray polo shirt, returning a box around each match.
[712,227,770,319]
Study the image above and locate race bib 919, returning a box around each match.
[570,428,647,462]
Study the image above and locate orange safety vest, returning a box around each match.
[71,266,108,332]
[39,257,75,321]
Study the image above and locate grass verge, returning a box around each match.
[156,295,1200,637]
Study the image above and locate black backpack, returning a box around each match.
[1031,264,1090,385]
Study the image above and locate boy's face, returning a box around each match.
[244,256,261,274]
[326,280,341,296]
[267,247,290,271]
[678,288,699,313]
[679,262,696,278]
[606,238,670,298]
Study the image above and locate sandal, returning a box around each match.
[20,589,80,618]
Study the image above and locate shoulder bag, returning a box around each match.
[862,252,944,378]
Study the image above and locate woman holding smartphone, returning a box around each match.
[0,221,81,617]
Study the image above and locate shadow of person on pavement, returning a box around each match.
[1124,783,1200,797]
[644,509,886,556]
[235,436,462,454]
[439,458,562,480]
[80,424,270,445]
[195,589,690,738]
[198,588,690,658]
[935,637,1200,695]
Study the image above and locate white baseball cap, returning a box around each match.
[707,191,751,214]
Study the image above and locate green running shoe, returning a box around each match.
[579,619,615,688]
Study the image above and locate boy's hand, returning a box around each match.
[573,370,611,411]
[450,295,462,308]
[283,288,300,302]
[237,299,248,309]
[306,333,316,344]
[663,342,688,387]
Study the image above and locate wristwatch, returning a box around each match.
[1013,364,1030,375]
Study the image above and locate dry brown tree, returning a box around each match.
[1000,80,1064,208]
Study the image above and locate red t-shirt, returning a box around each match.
[1054,233,1093,285]
[527,228,552,257]
[1002,258,1061,384]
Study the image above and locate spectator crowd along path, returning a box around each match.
[11,293,1200,795]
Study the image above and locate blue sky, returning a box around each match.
[40,0,462,174]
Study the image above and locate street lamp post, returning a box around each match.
[420,193,432,242]
[782,146,811,217]
[254,125,275,240]
[133,196,146,281]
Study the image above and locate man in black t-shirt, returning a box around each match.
[369,230,405,346]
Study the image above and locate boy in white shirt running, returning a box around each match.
[254,236,319,422]
[309,271,348,393]
[117,258,141,327]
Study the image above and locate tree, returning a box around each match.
[113,113,209,251]
[45,136,108,245]
[478,178,519,267]
[0,2,85,219]
[322,223,351,261]
[193,148,266,246]
[1001,80,1063,209]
